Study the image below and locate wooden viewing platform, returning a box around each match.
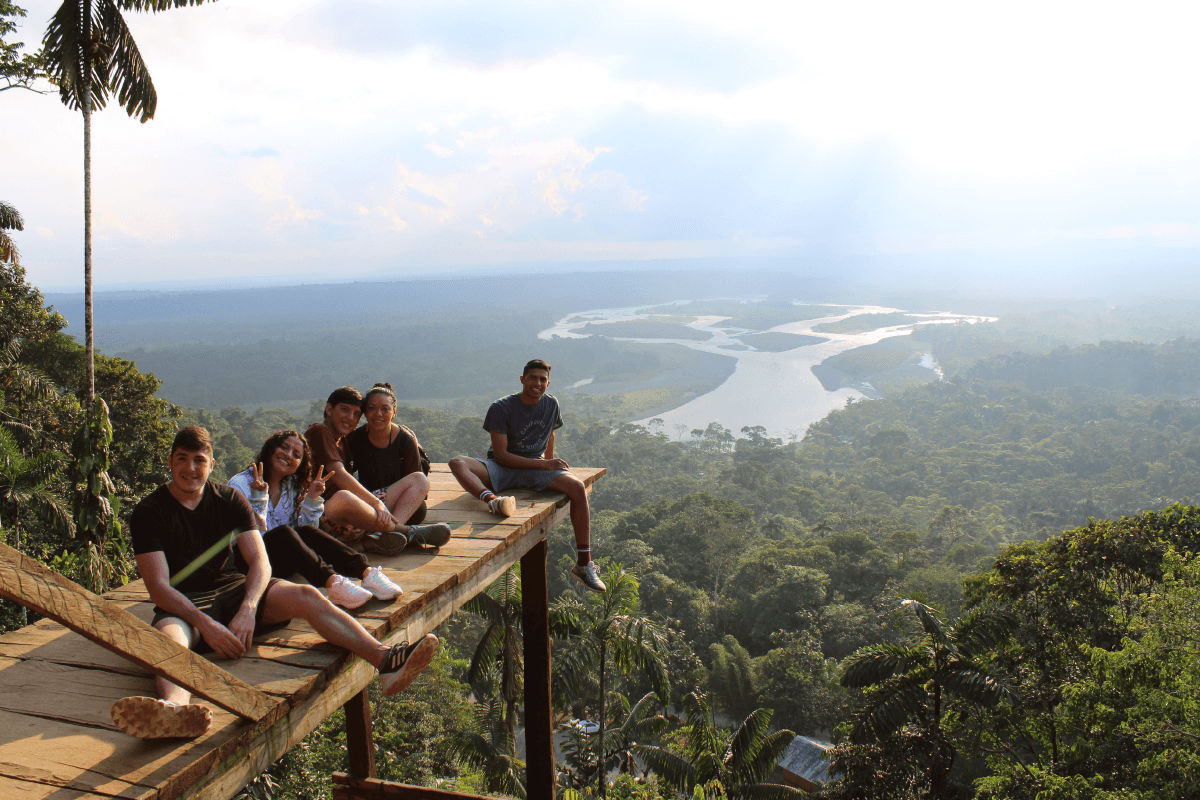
[0,464,604,800]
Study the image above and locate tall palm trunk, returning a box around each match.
[82,1,94,405]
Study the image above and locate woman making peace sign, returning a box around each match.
[228,430,402,608]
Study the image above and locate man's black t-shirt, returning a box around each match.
[130,482,256,594]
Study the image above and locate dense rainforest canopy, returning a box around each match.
[4,261,1200,798]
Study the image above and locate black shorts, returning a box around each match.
[152,576,289,654]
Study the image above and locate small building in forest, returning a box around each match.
[776,735,834,793]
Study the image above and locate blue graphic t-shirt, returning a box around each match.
[483,393,563,459]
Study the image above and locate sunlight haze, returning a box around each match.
[7,0,1200,291]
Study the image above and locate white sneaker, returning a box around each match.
[327,575,372,609]
[361,566,403,600]
[487,495,517,517]
[570,561,607,593]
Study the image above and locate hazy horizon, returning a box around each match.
[8,0,1200,294]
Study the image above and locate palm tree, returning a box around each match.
[447,697,527,799]
[558,691,669,792]
[839,599,1015,794]
[0,426,74,624]
[552,562,670,799]
[636,691,800,800]
[0,201,22,264]
[464,564,525,753]
[40,0,215,403]
[0,338,58,444]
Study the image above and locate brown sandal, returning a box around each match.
[111,696,212,739]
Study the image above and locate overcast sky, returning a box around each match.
[6,0,1200,292]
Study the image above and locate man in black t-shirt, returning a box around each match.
[448,359,606,593]
[110,426,439,740]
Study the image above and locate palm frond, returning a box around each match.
[636,743,696,793]
[935,661,1014,707]
[0,230,16,265]
[0,203,21,264]
[730,781,803,800]
[849,671,932,743]
[98,0,156,120]
[724,707,774,773]
[43,0,110,113]
[0,202,23,231]
[840,644,927,688]
[952,606,1017,658]
[118,0,217,10]
[732,730,796,786]
[619,691,668,742]
[612,617,670,701]
[466,622,504,687]
[901,598,951,648]
[463,590,502,622]
[0,359,58,403]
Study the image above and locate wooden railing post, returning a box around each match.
[521,538,554,799]
[344,688,377,778]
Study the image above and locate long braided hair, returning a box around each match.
[256,430,314,520]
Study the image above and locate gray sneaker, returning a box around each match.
[570,562,607,593]
[406,522,452,548]
[362,530,407,556]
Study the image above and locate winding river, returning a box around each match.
[538,303,994,439]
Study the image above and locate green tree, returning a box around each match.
[0,201,23,264]
[636,691,799,800]
[41,0,216,403]
[1,1,44,92]
[447,698,527,798]
[839,599,1015,795]
[0,426,74,624]
[553,563,670,799]
[463,564,524,754]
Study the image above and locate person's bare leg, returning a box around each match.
[548,473,591,566]
[325,490,406,533]
[154,618,196,704]
[448,455,492,496]
[260,582,388,667]
[382,472,429,531]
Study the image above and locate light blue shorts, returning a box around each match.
[477,458,566,493]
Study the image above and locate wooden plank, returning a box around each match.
[0,543,276,724]
[0,708,160,798]
[0,774,115,799]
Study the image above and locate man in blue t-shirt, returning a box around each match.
[449,359,605,592]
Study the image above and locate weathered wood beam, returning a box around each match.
[180,505,576,800]
[332,772,490,800]
[0,541,277,723]
[344,689,377,779]
[521,538,554,800]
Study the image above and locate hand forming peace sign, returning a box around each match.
[307,464,332,499]
[249,462,267,493]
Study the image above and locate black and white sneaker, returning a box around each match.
[378,634,440,697]
[570,561,607,593]
[406,523,452,548]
